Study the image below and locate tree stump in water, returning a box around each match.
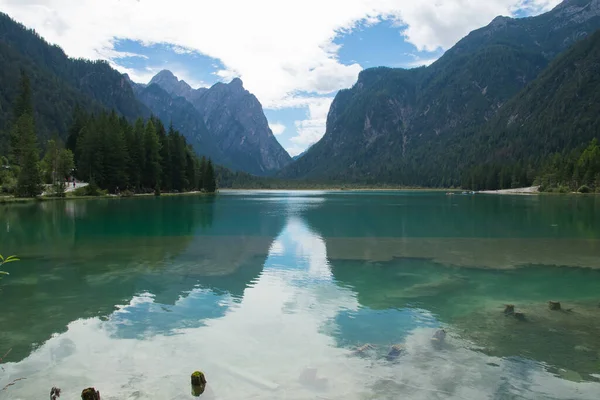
[81,388,100,400]
[548,301,561,311]
[50,387,61,399]
[191,371,207,396]
[504,304,515,315]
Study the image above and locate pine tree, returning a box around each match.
[169,129,187,192]
[143,120,161,189]
[204,158,217,193]
[12,71,42,197]
[10,70,35,164]
[102,111,128,192]
[66,105,88,168]
[158,120,171,191]
[198,156,207,191]
[13,69,33,122]
[77,117,103,185]
[14,114,42,197]
[129,118,146,189]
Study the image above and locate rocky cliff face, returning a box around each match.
[190,78,292,175]
[131,82,225,162]
[137,72,291,175]
[282,0,600,184]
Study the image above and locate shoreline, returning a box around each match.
[0,190,213,204]
[478,186,540,195]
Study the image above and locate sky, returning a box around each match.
[0,0,562,156]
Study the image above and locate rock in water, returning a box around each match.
[431,329,447,348]
[386,344,405,361]
[504,304,515,316]
[81,388,100,400]
[514,312,526,321]
[191,371,207,396]
[353,343,375,356]
[549,301,561,311]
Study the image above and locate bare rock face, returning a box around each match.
[190,78,291,175]
[144,72,291,175]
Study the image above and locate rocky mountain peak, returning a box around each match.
[150,70,193,99]
[228,77,244,90]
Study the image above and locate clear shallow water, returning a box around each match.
[0,191,599,399]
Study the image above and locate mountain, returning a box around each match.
[149,70,206,102]
[467,27,600,165]
[282,0,600,185]
[0,12,149,150]
[127,78,226,165]
[140,70,292,175]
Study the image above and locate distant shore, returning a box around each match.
[0,190,212,204]
[478,186,540,195]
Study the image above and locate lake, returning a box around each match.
[0,190,599,399]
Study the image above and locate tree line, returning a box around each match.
[67,109,216,195]
[0,71,217,197]
[461,139,600,193]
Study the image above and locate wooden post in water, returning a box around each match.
[81,388,100,400]
[191,371,207,396]
[548,301,561,311]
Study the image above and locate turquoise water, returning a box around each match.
[0,191,599,399]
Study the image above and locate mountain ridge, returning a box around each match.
[137,70,292,175]
[282,0,600,185]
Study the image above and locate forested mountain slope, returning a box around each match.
[0,12,149,150]
[282,0,600,186]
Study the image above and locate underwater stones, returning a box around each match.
[549,301,562,311]
[81,388,100,400]
[431,329,447,350]
[432,329,446,342]
[386,344,406,361]
[191,371,207,396]
[502,304,525,320]
[353,343,375,356]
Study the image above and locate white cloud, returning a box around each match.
[0,0,561,109]
[117,64,209,89]
[269,122,286,136]
[285,97,333,155]
[0,0,562,157]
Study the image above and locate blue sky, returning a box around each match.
[0,0,562,156]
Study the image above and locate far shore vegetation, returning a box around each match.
[0,71,217,201]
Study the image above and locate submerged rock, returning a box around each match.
[549,301,562,311]
[353,343,375,356]
[431,329,447,347]
[386,344,406,361]
[453,300,600,379]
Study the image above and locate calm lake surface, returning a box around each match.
[1,191,600,399]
